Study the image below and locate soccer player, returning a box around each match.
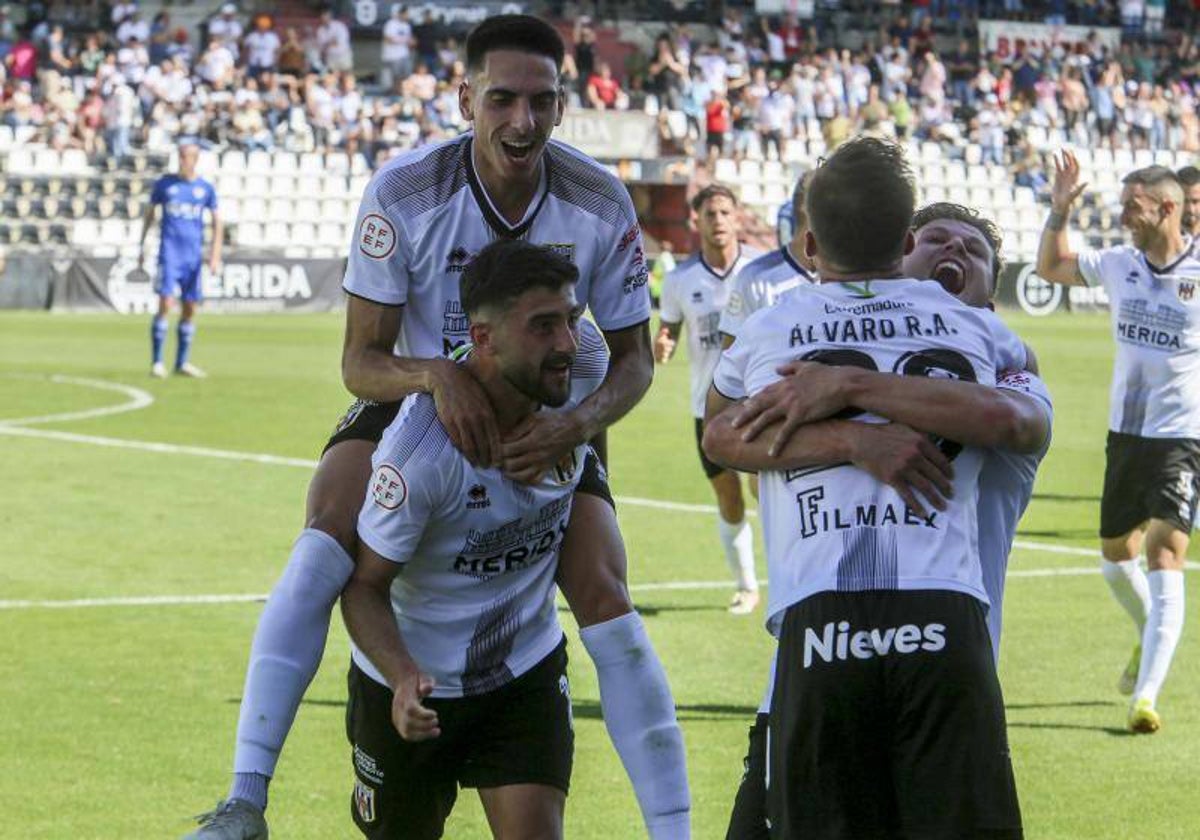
[139,139,221,378]
[184,16,689,840]
[1177,165,1200,237]
[705,138,1025,839]
[718,170,816,348]
[655,184,763,613]
[342,239,594,838]
[710,202,1052,839]
[1038,152,1200,733]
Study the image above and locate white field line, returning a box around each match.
[0,375,155,426]
[3,564,1199,611]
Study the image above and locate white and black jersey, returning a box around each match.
[718,245,815,341]
[1078,240,1200,438]
[343,134,651,361]
[659,247,763,418]
[979,368,1053,661]
[712,279,1026,633]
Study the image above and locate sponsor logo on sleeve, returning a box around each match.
[371,463,407,510]
[358,213,396,260]
[617,224,640,252]
[466,483,491,510]
[353,779,377,823]
[623,266,649,295]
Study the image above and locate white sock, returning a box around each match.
[232,529,354,778]
[1135,569,1185,706]
[718,516,757,592]
[579,612,691,839]
[1101,558,1150,635]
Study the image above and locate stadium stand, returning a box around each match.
[0,1,1197,265]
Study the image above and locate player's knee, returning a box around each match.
[566,570,633,627]
[1101,539,1137,563]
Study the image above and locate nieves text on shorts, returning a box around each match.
[803,620,946,668]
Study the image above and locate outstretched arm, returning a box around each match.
[1036,150,1089,287]
[734,361,1051,458]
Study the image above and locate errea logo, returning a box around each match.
[446,246,476,273]
[803,620,946,668]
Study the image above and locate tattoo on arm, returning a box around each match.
[1047,210,1067,232]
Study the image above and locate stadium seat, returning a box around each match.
[99,218,128,244]
[71,218,100,247]
[261,221,289,248]
[236,221,264,246]
[267,198,294,220]
[60,149,89,174]
[1133,149,1154,169]
[241,197,268,221]
[739,182,762,205]
[923,186,947,203]
[298,151,324,174]
[738,160,762,182]
[220,150,246,173]
[1113,148,1134,170]
[762,160,785,183]
[243,174,269,197]
[318,223,346,248]
[295,174,322,197]
[0,126,13,151]
[6,147,34,176]
[221,197,241,222]
[348,175,370,198]
[319,198,347,222]
[324,153,349,175]
[269,174,297,195]
[714,158,738,183]
[763,182,787,205]
[1013,187,1035,207]
[291,222,317,244]
[247,150,274,174]
[271,152,298,174]
[216,174,242,198]
[294,198,320,221]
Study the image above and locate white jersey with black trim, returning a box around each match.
[1078,240,1200,438]
[712,278,1026,633]
[659,247,763,418]
[342,133,651,360]
[718,245,815,340]
[978,369,1053,663]
[353,327,608,699]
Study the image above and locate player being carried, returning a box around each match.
[139,139,222,379]
[655,184,764,613]
[705,138,1026,840]
[183,15,689,840]
[709,201,1052,839]
[342,239,596,838]
[1038,151,1200,734]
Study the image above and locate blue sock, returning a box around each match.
[175,320,195,370]
[151,317,168,365]
[229,771,270,812]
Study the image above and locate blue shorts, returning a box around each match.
[156,261,204,302]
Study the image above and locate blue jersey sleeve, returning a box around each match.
[150,177,168,205]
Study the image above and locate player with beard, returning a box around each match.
[705,139,1026,839]
[708,202,1051,839]
[1177,166,1200,237]
[1039,154,1200,733]
[656,184,764,613]
[342,239,592,838]
[184,15,689,840]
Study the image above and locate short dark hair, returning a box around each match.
[1122,165,1183,202]
[912,202,1004,290]
[465,15,565,75]
[806,137,915,272]
[792,169,813,226]
[691,183,738,212]
[1177,165,1200,188]
[460,239,579,319]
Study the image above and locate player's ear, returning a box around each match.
[458,78,473,123]
[901,229,915,256]
[553,84,565,127]
[468,320,492,351]
[804,229,818,260]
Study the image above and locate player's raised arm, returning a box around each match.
[1036,150,1089,286]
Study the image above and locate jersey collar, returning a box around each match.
[1141,235,1195,275]
[700,246,743,281]
[464,136,551,240]
[782,245,813,281]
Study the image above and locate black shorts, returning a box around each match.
[1100,431,1200,538]
[767,589,1022,840]
[725,712,769,840]
[345,640,574,839]
[322,399,614,506]
[694,417,727,480]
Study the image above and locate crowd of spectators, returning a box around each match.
[1,1,1199,174]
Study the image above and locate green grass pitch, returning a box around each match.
[1,309,1198,838]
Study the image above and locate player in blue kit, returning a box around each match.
[139,139,223,378]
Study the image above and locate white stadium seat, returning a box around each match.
[221,150,246,172]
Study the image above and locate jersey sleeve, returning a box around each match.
[150,177,167,205]
[570,319,610,403]
[342,173,413,306]
[711,322,756,402]
[205,182,218,210]
[1075,247,1115,289]
[718,272,750,338]
[984,313,1027,377]
[357,431,454,565]
[658,270,682,325]
[586,190,652,331]
[997,368,1054,453]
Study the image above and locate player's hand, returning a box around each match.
[391,672,440,741]
[1050,150,1087,213]
[846,423,954,518]
[653,330,676,364]
[429,360,501,468]
[733,361,854,456]
[501,411,584,484]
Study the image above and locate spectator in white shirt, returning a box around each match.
[209,4,244,61]
[117,10,151,45]
[381,4,414,92]
[244,15,281,78]
[112,2,138,27]
[315,8,353,73]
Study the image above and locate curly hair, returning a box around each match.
[912,202,1004,290]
